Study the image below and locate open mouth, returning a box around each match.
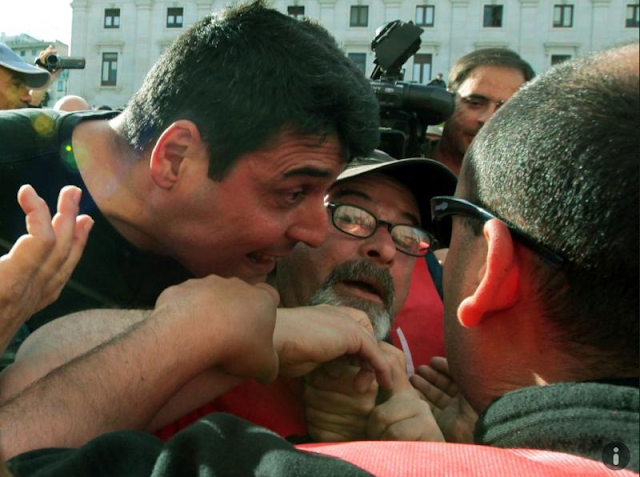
[247,252,278,265]
[339,279,384,304]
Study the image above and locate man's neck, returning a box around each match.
[431,140,462,176]
[72,118,163,254]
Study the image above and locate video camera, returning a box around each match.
[36,53,85,72]
[370,21,454,158]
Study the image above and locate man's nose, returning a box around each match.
[477,104,498,125]
[20,86,32,104]
[286,202,329,248]
[359,225,397,266]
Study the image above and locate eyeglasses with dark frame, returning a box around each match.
[430,196,566,269]
[326,201,435,257]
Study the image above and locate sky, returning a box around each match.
[0,0,73,45]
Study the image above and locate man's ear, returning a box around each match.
[149,121,202,190]
[457,219,520,328]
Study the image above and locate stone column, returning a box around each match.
[590,0,612,51]
[69,0,88,98]
[133,0,153,92]
[448,0,469,67]
[517,0,539,67]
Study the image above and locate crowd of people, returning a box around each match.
[0,1,637,475]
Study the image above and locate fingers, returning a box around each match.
[429,356,451,376]
[351,334,393,391]
[367,392,444,441]
[415,361,459,398]
[334,306,375,336]
[17,185,55,244]
[254,282,281,307]
[51,186,83,261]
[410,373,451,410]
[379,342,412,394]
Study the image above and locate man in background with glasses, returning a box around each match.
[428,48,535,176]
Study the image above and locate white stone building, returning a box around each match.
[0,34,71,106]
[67,0,639,108]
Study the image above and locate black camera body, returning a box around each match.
[37,54,86,72]
[370,21,454,158]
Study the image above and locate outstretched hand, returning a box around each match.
[0,185,93,351]
[410,357,478,443]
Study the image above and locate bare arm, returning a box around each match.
[0,276,281,459]
[0,309,149,403]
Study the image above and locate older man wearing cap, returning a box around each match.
[0,43,50,110]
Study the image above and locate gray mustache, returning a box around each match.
[322,260,395,309]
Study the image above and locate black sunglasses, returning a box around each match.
[430,196,566,269]
[326,202,435,257]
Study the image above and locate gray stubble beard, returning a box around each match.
[308,261,396,341]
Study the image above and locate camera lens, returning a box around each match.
[45,54,59,68]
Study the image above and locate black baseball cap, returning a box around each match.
[336,150,457,246]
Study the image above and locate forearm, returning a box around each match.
[0,309,150,404]
[0,303,223,458]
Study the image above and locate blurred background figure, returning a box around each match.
[53,94,90,112]
[428,73,446,89]
[0,43,50,110]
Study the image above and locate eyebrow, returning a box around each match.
[463,94,489,102]
[283,167,335,179]
[331,187,421,226]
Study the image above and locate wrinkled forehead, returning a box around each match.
[328,172,421,221]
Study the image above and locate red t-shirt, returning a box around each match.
[389,257,445,376]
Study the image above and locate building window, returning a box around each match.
[415,5,435,27]
[627,4,640,27]
[31,49,37,56]
[20,50,25,56]
[287,5,305,19]
[101,52,118,86]
[551,54,571,65]
[167,7,184,28]
[483,5,504,27]
[412,53,433,84]
[553,5,573,27]
[57,80,64,92]
[348,53,367,75]
[350,6,369,27]
[104,8,121,28]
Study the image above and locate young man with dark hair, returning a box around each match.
[0,1,380,364]
[428,48,535,175]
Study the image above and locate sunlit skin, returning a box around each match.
[0,66,31,110]
[434,66,527,175]
[275,173,420,316]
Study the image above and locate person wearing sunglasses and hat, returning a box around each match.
[0,43,51,110]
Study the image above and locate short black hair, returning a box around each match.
[448,48,535,93]
[119,0,379,179]
[463,44,639,371]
